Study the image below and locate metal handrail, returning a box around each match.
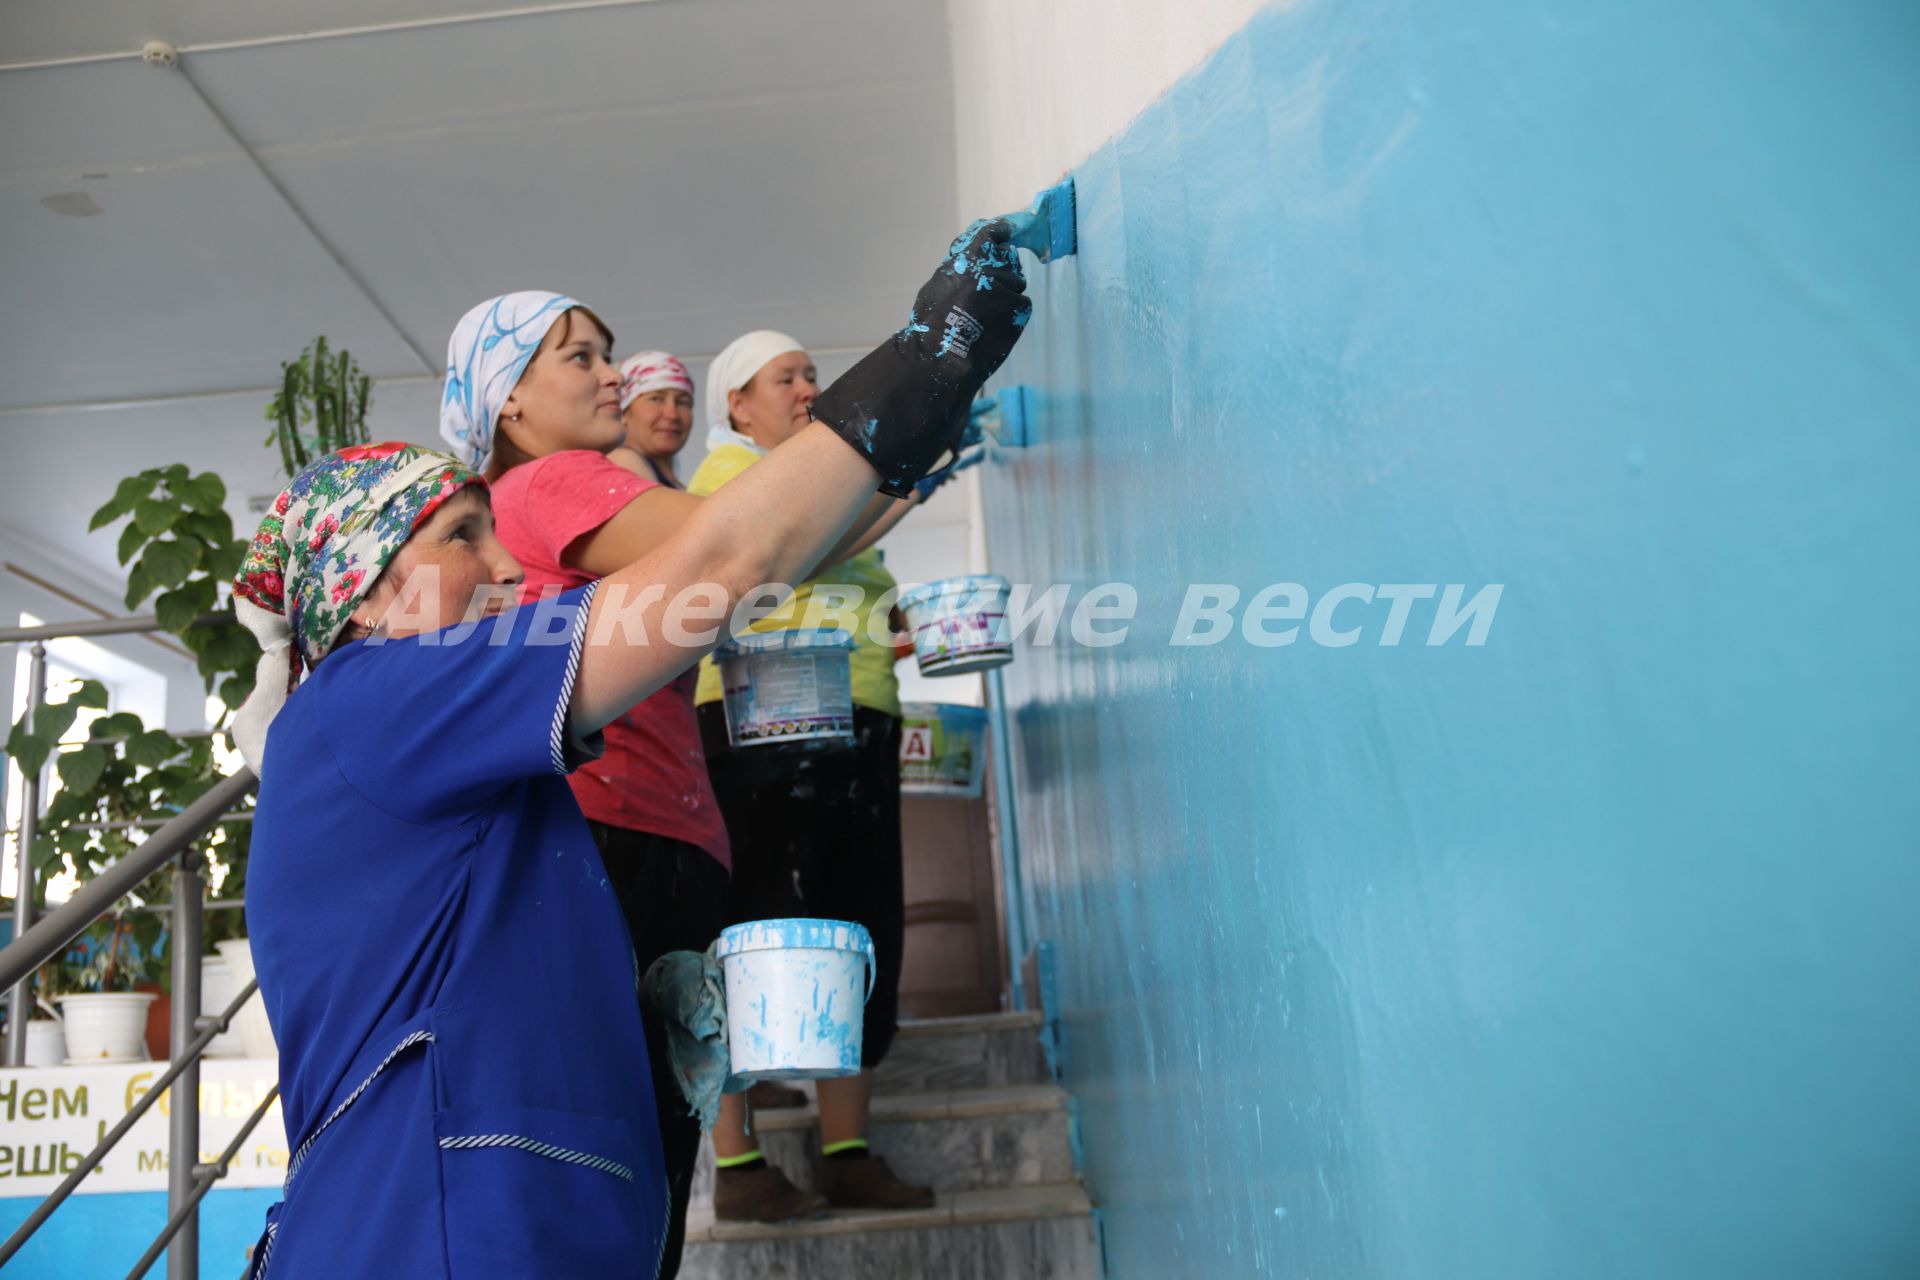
[1,611,262,1280]
[0,612,227,643]
[0,978,261,1267]
[125,1083,280,1280]
[0,769,256,991]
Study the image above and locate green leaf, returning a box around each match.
[93,712,146,740]
[55,744,109,795]
[124,560,155,610]
[116,520,148,566]
[132,499,179,536]
[163,463,190,485]
[137,538,201,592]
[176,472,227,514]
[179,510,234,547]
[31,838,64,872]
[219,673,254,710]
[70,679,109,709]
[91,473,158,532]
[34,699,80,745]
[154,577,215,633]
[204,539,247,582]
[6,718,51,776]
[125,729,180,769]
[154,588,198,634]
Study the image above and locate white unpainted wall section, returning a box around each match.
[915,0,1271,699]
[944,0,1274,213]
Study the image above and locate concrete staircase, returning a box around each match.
[680,1010,1100,1279]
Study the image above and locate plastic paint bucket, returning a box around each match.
[898,574,1013,676]
[715,918,875,1081]
[899,702,989,797]
[715,627,855,748]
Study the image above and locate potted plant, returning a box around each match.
[265,335,373,474]
[3,339,374,1065]
[55,906,162,1061]
[20,954,70,1067]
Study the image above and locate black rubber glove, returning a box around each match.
[811,218,1032,497]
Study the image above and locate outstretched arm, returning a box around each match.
[569,422,877,734]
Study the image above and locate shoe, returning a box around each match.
[746,1080,808,1109]
[712,1164,829,1223]
[817,1153,935,1210]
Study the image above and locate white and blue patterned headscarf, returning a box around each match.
[439,291,580,469]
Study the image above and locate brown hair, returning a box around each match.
[485,305,616,480]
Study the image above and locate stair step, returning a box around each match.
[680,1183,1099,1280]
[693,1084,1074,1202]
[874,1010,1052,1093]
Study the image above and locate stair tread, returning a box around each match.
[894,1010,1045,1037]
[745,1082,1068,1132]
[685,1182,1092,1242]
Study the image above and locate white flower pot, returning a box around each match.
[199,956,248,1058]
[214,938,278,1060]
[57,993,155,1062]
[24,1019,67,1067]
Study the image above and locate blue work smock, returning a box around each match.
[243,584,669,1278]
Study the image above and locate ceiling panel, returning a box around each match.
[0,0,957,601]
[182,0,957,358]
[0,64,427,407]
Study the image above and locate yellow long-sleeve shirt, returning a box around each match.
[688,442,903,717]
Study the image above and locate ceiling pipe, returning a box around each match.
[0,0,677,73]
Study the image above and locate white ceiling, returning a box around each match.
[0,0,960,597]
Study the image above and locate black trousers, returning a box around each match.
[587,822,729,1280]
[698,703,906,1068]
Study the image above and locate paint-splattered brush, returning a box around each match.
[1005,177,1078,262]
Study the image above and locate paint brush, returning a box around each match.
[1004,178,1078,263]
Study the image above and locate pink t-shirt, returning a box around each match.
[488,450,730,872]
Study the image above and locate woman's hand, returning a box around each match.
[810,219,1032,497]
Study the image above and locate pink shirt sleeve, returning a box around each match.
[516,450,659,567]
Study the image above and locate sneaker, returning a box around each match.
[817,1153,935,1210]
[713,1164,829,1223]
[745,1080,808,1109]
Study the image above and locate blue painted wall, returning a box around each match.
[0,1187,274,1279]
[982,1,1920,1276]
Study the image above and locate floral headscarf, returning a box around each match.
[617,351,694,411]
[229,442,483,771]
[438,291,580,470]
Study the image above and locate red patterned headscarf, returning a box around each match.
[617,351,694,411]
[230,443,483,770]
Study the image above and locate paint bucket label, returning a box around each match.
[716,628,855,747]
[898,574,1013,676]
[899,702,989,797]
[715,918,875,1081]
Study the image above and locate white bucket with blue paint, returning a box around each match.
[716,918,876,1081]
[898,574,1013,676]
[715,627,855,747]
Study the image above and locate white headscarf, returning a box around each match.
[439,291,581,469]
[703,329,804,456]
